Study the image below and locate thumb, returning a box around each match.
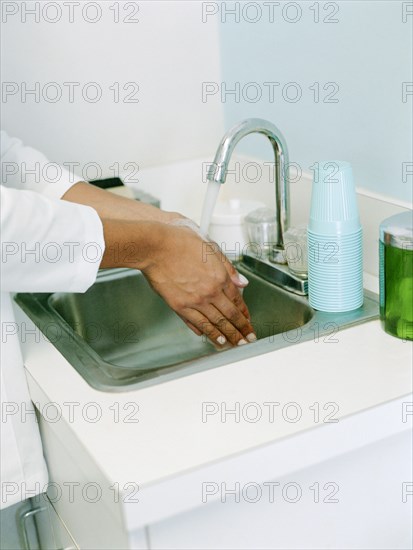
[222,257,249,287]
[231,271,249,288]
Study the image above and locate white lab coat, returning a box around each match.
[0,132,105,509]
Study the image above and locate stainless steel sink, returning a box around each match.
[15,266,379,391]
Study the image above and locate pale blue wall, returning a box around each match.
[216,0,412,203]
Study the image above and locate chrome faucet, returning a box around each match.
[207,118,308,295]
[207,118,289,263]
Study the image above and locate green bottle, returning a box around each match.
[379,211,413,340]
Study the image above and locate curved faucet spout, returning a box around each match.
[207,118,290,262]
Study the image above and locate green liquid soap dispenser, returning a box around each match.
[379,211,413,340]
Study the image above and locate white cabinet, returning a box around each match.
[39,415,412,549]
[37,416,147,550]
[36,495,78,550]
[146,431,413,550]
[35,386,412,549]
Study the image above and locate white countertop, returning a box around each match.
[18,303,412,529]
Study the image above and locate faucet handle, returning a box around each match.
[269,244,288,265]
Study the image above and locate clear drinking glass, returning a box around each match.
[283,226,308,277]
[245,208,278,255]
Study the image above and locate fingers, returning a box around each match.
[198,303,249,346]
[181,317,202,336]
[224,283,251,322]
[182,309,229,347]
[199,247,254,343]
[182,294,255,346]
[212,293,256,343]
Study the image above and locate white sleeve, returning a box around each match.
[1,131,81,199]
[0,186,105,293]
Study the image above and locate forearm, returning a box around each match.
[99,218,165,270]
[62,181,182,223]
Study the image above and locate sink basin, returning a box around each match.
[15,266,378,391]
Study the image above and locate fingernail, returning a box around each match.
[246,333,257,343]
[217,335,226,345]
[237,338,248,346]
[237,273,249,286]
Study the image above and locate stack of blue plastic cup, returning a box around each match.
[308,161,363,312]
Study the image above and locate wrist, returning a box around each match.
[161,211,185,223]
[100,219,167,271]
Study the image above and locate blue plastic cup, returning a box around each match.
[309,161,361,235]
[308,229,363,268]
[308,161,363,312]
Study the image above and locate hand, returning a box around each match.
[142,225,256,346]
[87,189,255,346]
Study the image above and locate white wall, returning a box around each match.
[211,0,412,204]
[1,1,223,179]
[3,2,411,204]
